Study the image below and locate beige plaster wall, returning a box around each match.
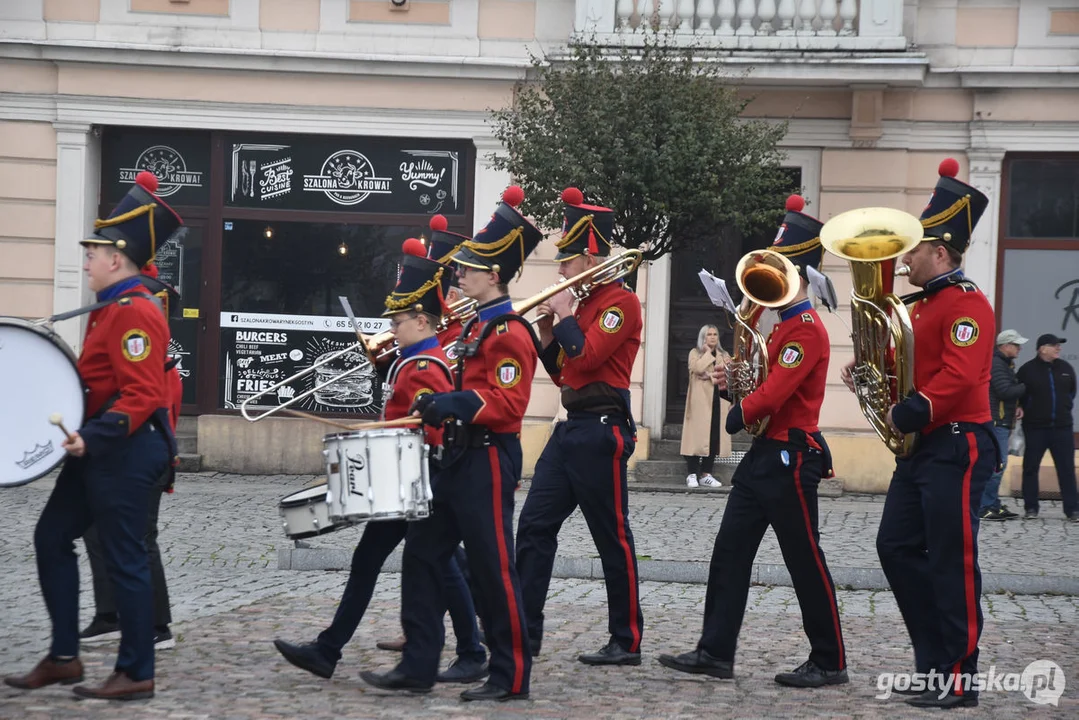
[198,415,650,476]
[131,0,230,16]
[44,0,101,23]
[477,0,536,40]
[54,64,515,113]
[0,121,57,319]
[349,0,451,25]
[260,0,320,33]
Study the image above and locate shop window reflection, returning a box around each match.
[221,219,425,318]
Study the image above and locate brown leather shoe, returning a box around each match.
[376,634,406,652]
[4,656,84,689]
[72,671,154,701]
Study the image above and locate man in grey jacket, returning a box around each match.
[982,329,1027,520]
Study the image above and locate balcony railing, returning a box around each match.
[575,0,908,51]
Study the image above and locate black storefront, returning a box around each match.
[100,128,475,418]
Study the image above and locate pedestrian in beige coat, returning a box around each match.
[680,325,732,487]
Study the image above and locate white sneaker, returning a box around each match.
[686,473,699,488]
[699,474,722,488]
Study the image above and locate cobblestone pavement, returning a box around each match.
[1,473,1077,718]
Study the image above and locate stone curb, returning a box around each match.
[278,548,1079,595]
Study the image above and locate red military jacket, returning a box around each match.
[78,285,171,455]
[456,299,537,434]
[545,281,642,391]
[437,318,464,367]
[892,274,994,433]
[741,300,829,442]
[382,336,453,445]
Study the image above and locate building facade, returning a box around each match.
[1,0,1077,488]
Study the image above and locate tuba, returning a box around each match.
[728,249,801,436]
[820,207,923,457]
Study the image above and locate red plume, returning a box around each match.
[143,262,159,279]
[501,185,525,207]
[135,171,159,194]
[785,194,805,212]
[562,187,585,206]
[402,238,427,257]
[429,214,448,232]
[938,158,959,178]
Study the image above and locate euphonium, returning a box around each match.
[729,249,800,436]
[820,207,924,457]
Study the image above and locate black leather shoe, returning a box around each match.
[437,657,489,683]
[905,690,979,709]
[774,660,849,688]
[359,669,432,694]
[578,641,641,666]
[272,639,335,679]
[657,649,733,679]
[460,681,528,702]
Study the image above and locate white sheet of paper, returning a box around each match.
[806,266,839,313]
[698,269,739,315]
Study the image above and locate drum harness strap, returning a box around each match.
[439,313,542,469]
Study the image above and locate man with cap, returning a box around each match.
[515,187,644,666]
[659,194,847,690]
[981,329,1028,520]
[426,214,473,366]
[4,171,181,700]
[374,217,483,655]
[1017,333,1077,521]
[272,240,488,684]
[361,185,543,702]
[851,158,997,709]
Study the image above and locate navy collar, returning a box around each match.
[96,276,144,302]
[779,299,813,322]
[924,268,964,293]
[400,335,439,360]
[477,296,513,322]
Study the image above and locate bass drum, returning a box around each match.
[0,318,85,488]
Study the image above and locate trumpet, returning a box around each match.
[240,250,643,423]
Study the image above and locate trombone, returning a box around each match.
[239,249,643,423]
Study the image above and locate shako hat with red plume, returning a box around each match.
[918,158,989,255]
[555,187,615,261]
[452,185,544,283]
[382,238,453,318]
[82,171,185,271]
[771,194,824,274]
[425,214,471,266]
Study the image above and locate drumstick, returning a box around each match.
[348,416,422,431]
[49,413,75,442]
[279,408,357,432]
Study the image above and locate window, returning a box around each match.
[1006,159,1079,239]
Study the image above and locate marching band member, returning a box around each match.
[515,188,644,665]
[427,213,472,365]
[361,185,543,702]
[852,160,995,709]
[273,240,487,684]
[659,196,848,689]
[4,172,180,700]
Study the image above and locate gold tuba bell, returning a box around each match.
[820,207,923,457]
[728,249,801,436]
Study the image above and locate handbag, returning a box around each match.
[1008,424,1025,457]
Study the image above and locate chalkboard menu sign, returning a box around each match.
[101,129,211,206]
[218,312,389,416]
[225,134,471,215]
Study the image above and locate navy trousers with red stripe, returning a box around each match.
[516,414,643,653]
[398,434,531,694]
[698,437,845,670]
[877,423,994,685]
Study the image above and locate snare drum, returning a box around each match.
[279,484,355,540]
[323,427,431,523]
[0,318,85,488]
